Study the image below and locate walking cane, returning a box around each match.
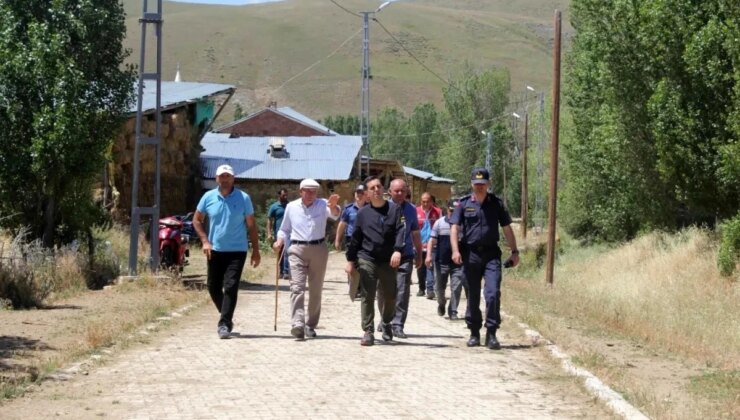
[274,244,284,332]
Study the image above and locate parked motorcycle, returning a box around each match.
[158,215,190,272]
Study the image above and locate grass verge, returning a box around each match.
[506,227,740,419]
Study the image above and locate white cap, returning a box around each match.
[215,164,234,177]
[299,178,320,189]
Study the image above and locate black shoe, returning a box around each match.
[467,333,480,347]
[305,327,317,339]
[360,331,374,346]
[381,323,393,341]
[393,327,408,339]
[437,304,445,316]
[426,291,436,300]
[218,325,230,339]
[291,326,305,340]
[486,330,501,350]
[416,289,425,297]
[449,314,460,321]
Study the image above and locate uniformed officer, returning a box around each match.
[450,167,520,349]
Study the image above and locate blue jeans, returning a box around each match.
[416,250,435,293]
[280,237,291,276]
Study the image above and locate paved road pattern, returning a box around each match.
[0,252,610,419]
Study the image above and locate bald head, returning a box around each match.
[389,178,407,204]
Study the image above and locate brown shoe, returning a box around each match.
[360,331,374,346]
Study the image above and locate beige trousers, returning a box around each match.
[287,243,329,329]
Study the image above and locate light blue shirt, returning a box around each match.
[278,198,339,242]
[196,187,254,252]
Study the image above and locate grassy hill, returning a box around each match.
[122,0,572,122]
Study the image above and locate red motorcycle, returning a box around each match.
[158,216,189,272]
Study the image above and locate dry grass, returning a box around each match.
[514,228,739,368]
[506,227,740,418]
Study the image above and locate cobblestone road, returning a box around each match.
[0,252,609,419]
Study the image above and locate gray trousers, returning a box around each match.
[287,243,329,329]
[434,262,467,317]
[377,259,413,329]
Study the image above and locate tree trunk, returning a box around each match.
[42,195,55,248]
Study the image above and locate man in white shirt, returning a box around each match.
[272,179,340,340]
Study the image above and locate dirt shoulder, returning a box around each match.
[0,248,230,399]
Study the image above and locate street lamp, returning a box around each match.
[512,111,528,238]
[358,1,395,177]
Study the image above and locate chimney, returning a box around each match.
[174,63,182,82]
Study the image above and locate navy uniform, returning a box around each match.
[450,167,519,349]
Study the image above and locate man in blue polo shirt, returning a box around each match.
[193,164,261,339]
[379,178,422,339]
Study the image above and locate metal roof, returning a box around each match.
[276,107,338,135]
[214,106,339,135]
[200,133,362,180]
[128,81,235,115]
[403,166,455,183]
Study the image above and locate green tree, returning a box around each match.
[406,103,443,172]
[564,0,740,241]
[368,107,408,160]
[321,114,360,135]
[440,64,511,188]
[0,0,135,247]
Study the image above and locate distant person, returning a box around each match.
[426,198,467,321]
[193,164,261,339]
[272,179,340,340]
[334,184,367,251]
[345,176,406,346]
[267,188,290,279]
[451,168,519,350]
[416,192,441,299]
[378,178,422,339]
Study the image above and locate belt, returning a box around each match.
[292,237,325,245]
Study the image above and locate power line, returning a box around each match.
[363,96,543,139]
[272,28,362,96]
[373,17,452,88]
[328,0,361,18]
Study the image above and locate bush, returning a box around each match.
[0,230,54,308]
[718,213,740,277]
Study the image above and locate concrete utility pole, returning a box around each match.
[358,1,394,178]
[546,10,562,286]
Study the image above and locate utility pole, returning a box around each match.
[545,10,562,286]
[359,11,371,178]
[522,111,528,239]
[484,130,492,174]
[358,2,394,179]
[129,0,163,275]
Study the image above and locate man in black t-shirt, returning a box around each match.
[345,176,406,346]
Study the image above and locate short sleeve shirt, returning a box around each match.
[449,193,511,248]
[340,202,363,237]
[196,187,254,252]
[267,201,287,238]
[399,201,420,258]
